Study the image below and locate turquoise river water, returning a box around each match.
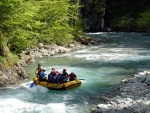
[0,32,150,113]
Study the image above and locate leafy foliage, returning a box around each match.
[136,10,150,29]
[107,0,150,31]
[0,0,82,65]
[80,0,150,31]
[0,31,18,66]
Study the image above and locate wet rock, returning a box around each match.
[39,43,44,48]
[0,65,29,87]
[68,44,75,48]
[91,70,150,113]
[97,104,108,109]
[121,79,129,84]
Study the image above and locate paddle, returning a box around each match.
[52,77,69,89]
[79,79,85,80]
[30,71,48,88]
[30,73,36,88]
[30,70,38,88]
[30,82,34,88]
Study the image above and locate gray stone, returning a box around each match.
[68,44,75,48]
[97,104,108,109]
[39,43,44,48]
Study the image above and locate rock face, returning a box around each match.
[0,43,85,87]
[0,65,28,87]
[90,70,150,113]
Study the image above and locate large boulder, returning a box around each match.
[0,65,29,87]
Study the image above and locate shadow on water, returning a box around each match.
[141,33,150,36]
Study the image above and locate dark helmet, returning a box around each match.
[71,72,74,74]
[51,70,55,73]
[39,67,43,72]
[38,63,41,66]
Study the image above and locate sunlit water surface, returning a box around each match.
[1,32,150,113]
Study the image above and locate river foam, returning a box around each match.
[0,98,67,113]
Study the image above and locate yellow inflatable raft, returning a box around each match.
[33,77,82,90]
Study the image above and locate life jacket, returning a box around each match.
[35,66,42,75]
[38,71,45,80]
[69,73,77,80]
[38,68,43,75]
[48,74,53,82]
[48,73,57,83]
[62,71,68,76]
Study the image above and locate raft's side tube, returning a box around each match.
[33,77,82,90]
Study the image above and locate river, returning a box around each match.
[0,32,150,113]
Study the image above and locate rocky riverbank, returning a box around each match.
[0,35,112,87]
[90,70,150,113]
[17,43,85,67]
[0,42,87,87]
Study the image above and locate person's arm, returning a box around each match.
[66,74,70,78]
[73,74,77,79]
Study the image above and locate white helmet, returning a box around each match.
[43,68,46,71]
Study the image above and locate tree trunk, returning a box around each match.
[100,17,105,30]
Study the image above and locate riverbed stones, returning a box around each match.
[23,43,83,60]
[91,70,150,113]
[21,43,85,65]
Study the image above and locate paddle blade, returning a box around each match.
[79,79,85,80]
[30,82,34,88]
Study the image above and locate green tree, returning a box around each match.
[0,0,40,53]
[0,0,82,65]
[0,31,17,66]
[136,10,150,30]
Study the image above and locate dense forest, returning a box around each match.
[0,0,150,66]
[81,0,150,32]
